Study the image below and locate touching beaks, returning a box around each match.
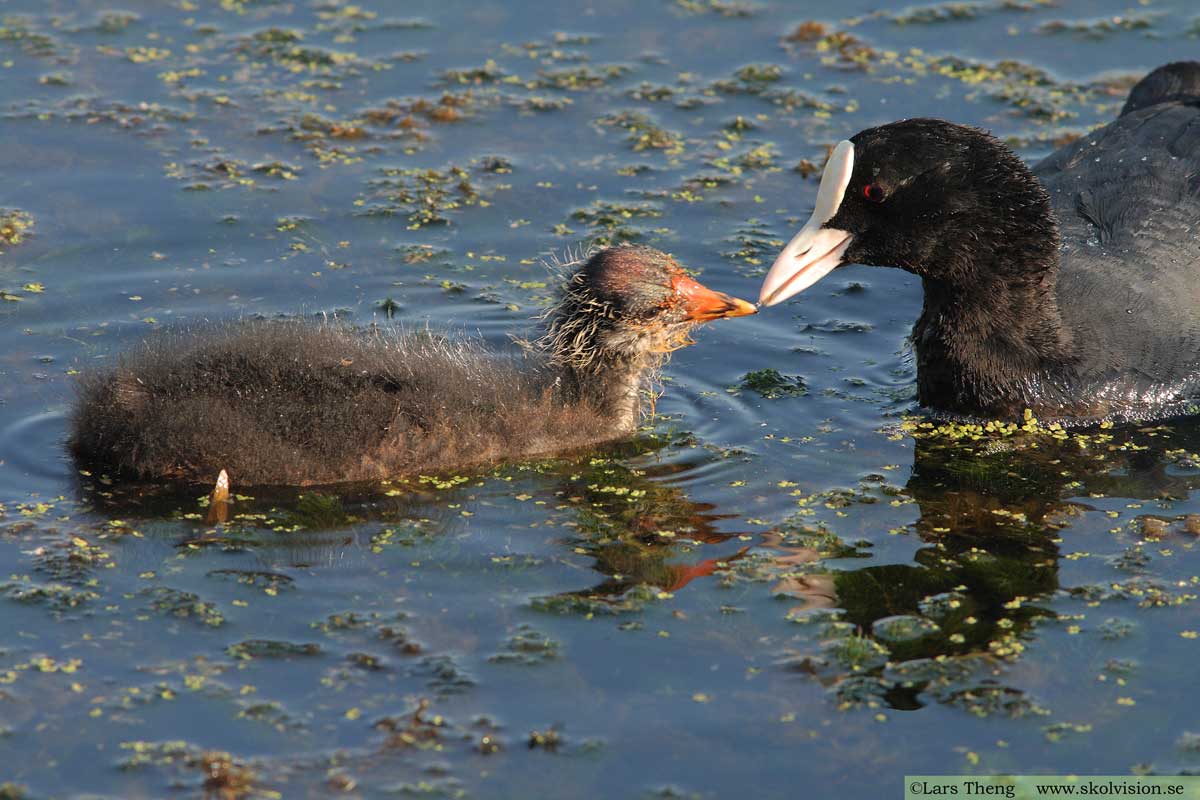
[671,273,758,322]
[758,139,856,307]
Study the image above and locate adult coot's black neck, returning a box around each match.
[759,119,1076,418]
[914,267,1073,419]
[906,127,1074,415]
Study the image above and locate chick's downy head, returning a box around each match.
[545,245,755,368]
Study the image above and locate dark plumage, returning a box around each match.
[759,61,1200,423]
[1122,61,1200,116]
[71,245,754,486]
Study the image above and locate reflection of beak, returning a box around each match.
[759,139,856,307]
[672,274,758,322]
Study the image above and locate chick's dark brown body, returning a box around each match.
[72,324,621,485]
[70,245,755,486]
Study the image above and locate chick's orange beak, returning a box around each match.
[671,274,757,322]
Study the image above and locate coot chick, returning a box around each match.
[759,61,1200,423]
[72,245,754,486]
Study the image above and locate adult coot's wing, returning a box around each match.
[1032,85,1200,412]
[1037,63,1200,264]
[1036,99,1200,257]
[1121,61,1200,116]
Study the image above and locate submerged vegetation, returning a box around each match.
[0,208,32,251]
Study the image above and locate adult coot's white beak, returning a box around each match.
[759,140,856,307]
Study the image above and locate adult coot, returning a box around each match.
[72,245,754,485]
[759,61,1200,423]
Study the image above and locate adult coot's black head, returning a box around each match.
[758,61,1200,423]
[759,119,1057,306]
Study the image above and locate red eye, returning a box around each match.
[863,183,885,203]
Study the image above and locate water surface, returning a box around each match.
[1,1,1199,797]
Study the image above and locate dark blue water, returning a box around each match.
[1,1,1199,797]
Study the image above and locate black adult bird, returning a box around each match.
[759,61,1200,424]
[72,245,754,486]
